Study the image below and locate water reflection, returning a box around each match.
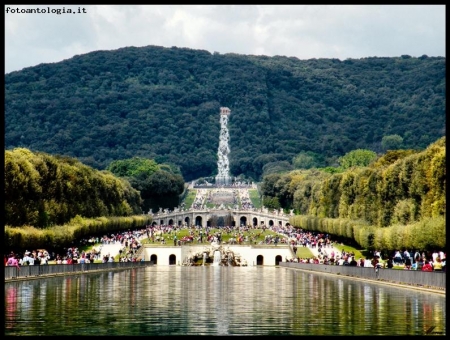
[4,267,446,335]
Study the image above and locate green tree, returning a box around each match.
[338,149,377,170]
[260,173,282,198]
[381,134,404,151]
[107,157,159,177]
[292,151,324,169]
[107,157,185,212]
[5,148,143,227]
[262,161,293,176]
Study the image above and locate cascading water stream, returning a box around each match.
[212,250,222,266]
[215,107,231,186]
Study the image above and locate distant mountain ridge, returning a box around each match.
[5,45,445,182]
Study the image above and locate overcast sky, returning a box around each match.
[4,4,446,74]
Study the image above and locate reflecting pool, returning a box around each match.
[4,266,446,335]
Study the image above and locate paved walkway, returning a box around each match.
[99,243,124,258]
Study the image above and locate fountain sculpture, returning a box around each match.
[182,241,247,266]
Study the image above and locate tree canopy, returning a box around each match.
[107,156,185,213]
[338,149,378,169]
[5,148,143,227]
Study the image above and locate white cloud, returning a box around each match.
[4,4,445,74]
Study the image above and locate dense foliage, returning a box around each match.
[4,215,153,253]
[263,137,445,226]
[338,149,377,169]
[5,46,445,182]
[5,148,143,227]
[107,157,185,213]
[262,137,445,251]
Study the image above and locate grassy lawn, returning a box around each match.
[296,247,315,258]
[140,227,281,245]
[205,202,235,209]
[181,188,261,210]
[332,243,364,260]
[295,243,366,260]
[248,189,262,208]
[183,189,197,209]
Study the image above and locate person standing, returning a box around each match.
[393,250,403,265]
[433,257,443,271]
[404,255,412,270]
[386,257,394,269]
[414,250,421,261]
[7,253,20,271]
[22,252,34,266]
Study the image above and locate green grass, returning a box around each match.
[295,244,366,260]
[182,188,262,210]
[296,247,314,258]
[248,189,262,208]
[205,202,235,209]
[183,189,197,209]
[332,243,364,260]
[141,227,280,245]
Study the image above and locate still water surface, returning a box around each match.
[5,266,446,335]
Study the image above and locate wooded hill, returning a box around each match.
[5,45,445,182]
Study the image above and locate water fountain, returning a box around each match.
[215,107,231,186]
[181,241,248,267]
[212,250,222,266]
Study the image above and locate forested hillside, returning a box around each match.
[5,45,445,182]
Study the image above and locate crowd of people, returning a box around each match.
[383,249,446,272]
[5,228,146,269]
[5,222,446,274]
[285,245,446,272]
